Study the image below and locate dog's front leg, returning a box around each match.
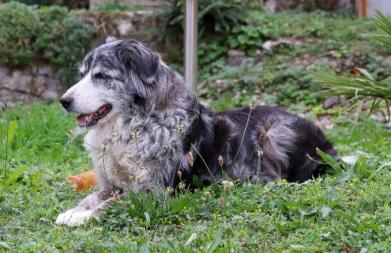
[55,189,115,227]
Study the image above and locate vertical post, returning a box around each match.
[361,0,367,18]
[185,0,198,92]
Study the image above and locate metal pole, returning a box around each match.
[185,0,198,92]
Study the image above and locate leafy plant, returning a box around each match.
[302,0,340,12]
[166,0,246,38]
[8,0,89,8]
[101,190,191,229]
[315,12,391,120]
[315,68,391,118]
[35,6,95,85]
[0,1,39,67]
[164,0,247,65]
[94,1,138,12]
[228,12,283,56]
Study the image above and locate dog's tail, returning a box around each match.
[258,118,297,181]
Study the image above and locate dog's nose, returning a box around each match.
[60,97,73,110]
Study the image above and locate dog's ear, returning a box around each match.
[117,39,160,84]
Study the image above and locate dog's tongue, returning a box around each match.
[77,113,93,127]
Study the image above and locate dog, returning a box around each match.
[56,38,337,226]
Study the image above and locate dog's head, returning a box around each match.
[60,38,180,128]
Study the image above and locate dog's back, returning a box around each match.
[182,104,337,186]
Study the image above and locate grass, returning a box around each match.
[1,10,391,253]
[0,103,390,252]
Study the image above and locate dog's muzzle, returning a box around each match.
[60,96,73,111]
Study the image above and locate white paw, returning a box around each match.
[55,208,96,227]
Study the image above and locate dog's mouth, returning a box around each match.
[76,104,112,128]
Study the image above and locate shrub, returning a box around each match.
[315,12,391,120]
[8,0,89,9]
[166,0,246,38]
[35,6,95,85]
[302,0,340,12]
[0,2,39,67]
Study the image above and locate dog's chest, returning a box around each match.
[84,114,189,191]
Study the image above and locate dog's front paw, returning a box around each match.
[55,208,97,227]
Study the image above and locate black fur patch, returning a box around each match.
[180,105,337,187]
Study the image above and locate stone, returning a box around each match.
[0,65,62,109]
[74,10,171,57]
[323,96,341,109]
[227,50,246,67]
[314,115,334,130]
[262,38,302,51]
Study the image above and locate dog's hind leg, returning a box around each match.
[55,189,116,227]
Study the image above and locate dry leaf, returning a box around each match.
[68,169,97,191]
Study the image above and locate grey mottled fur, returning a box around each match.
[56,38,305,226]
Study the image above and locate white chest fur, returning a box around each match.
[84,109,190,192]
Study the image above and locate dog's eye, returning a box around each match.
[93,72,110,80]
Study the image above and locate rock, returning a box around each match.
[323,96,341,109]
[264,0,302,13]
[227,50,246,67]
[0,65,62,109]
[262,38,302,51]
[74,10,173,58]
[314,115,334,130]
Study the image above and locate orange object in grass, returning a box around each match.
[68,169,97,191]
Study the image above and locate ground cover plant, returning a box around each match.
[1,9,391,253]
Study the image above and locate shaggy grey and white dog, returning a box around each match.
[56,38,337,226]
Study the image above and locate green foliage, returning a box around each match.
[301,0,340,12]
[0,2,39,67]
[373,11,391,50]
[8,0,89,9]
[102,191,190,229]
[35,6,95,85]
[94,0,138,12]
[0,2,95,85]
[315,69,391,119]
[315,12,391,117]
[227,12,283,56]
[165,0,247,65]
[167,0,246,38]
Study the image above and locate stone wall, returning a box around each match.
[75,9,169,52]
[0,65,62,110]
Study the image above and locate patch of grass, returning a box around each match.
[0,103,390,252]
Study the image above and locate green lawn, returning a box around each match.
[1,10,391,253]
[0,102,390,252]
